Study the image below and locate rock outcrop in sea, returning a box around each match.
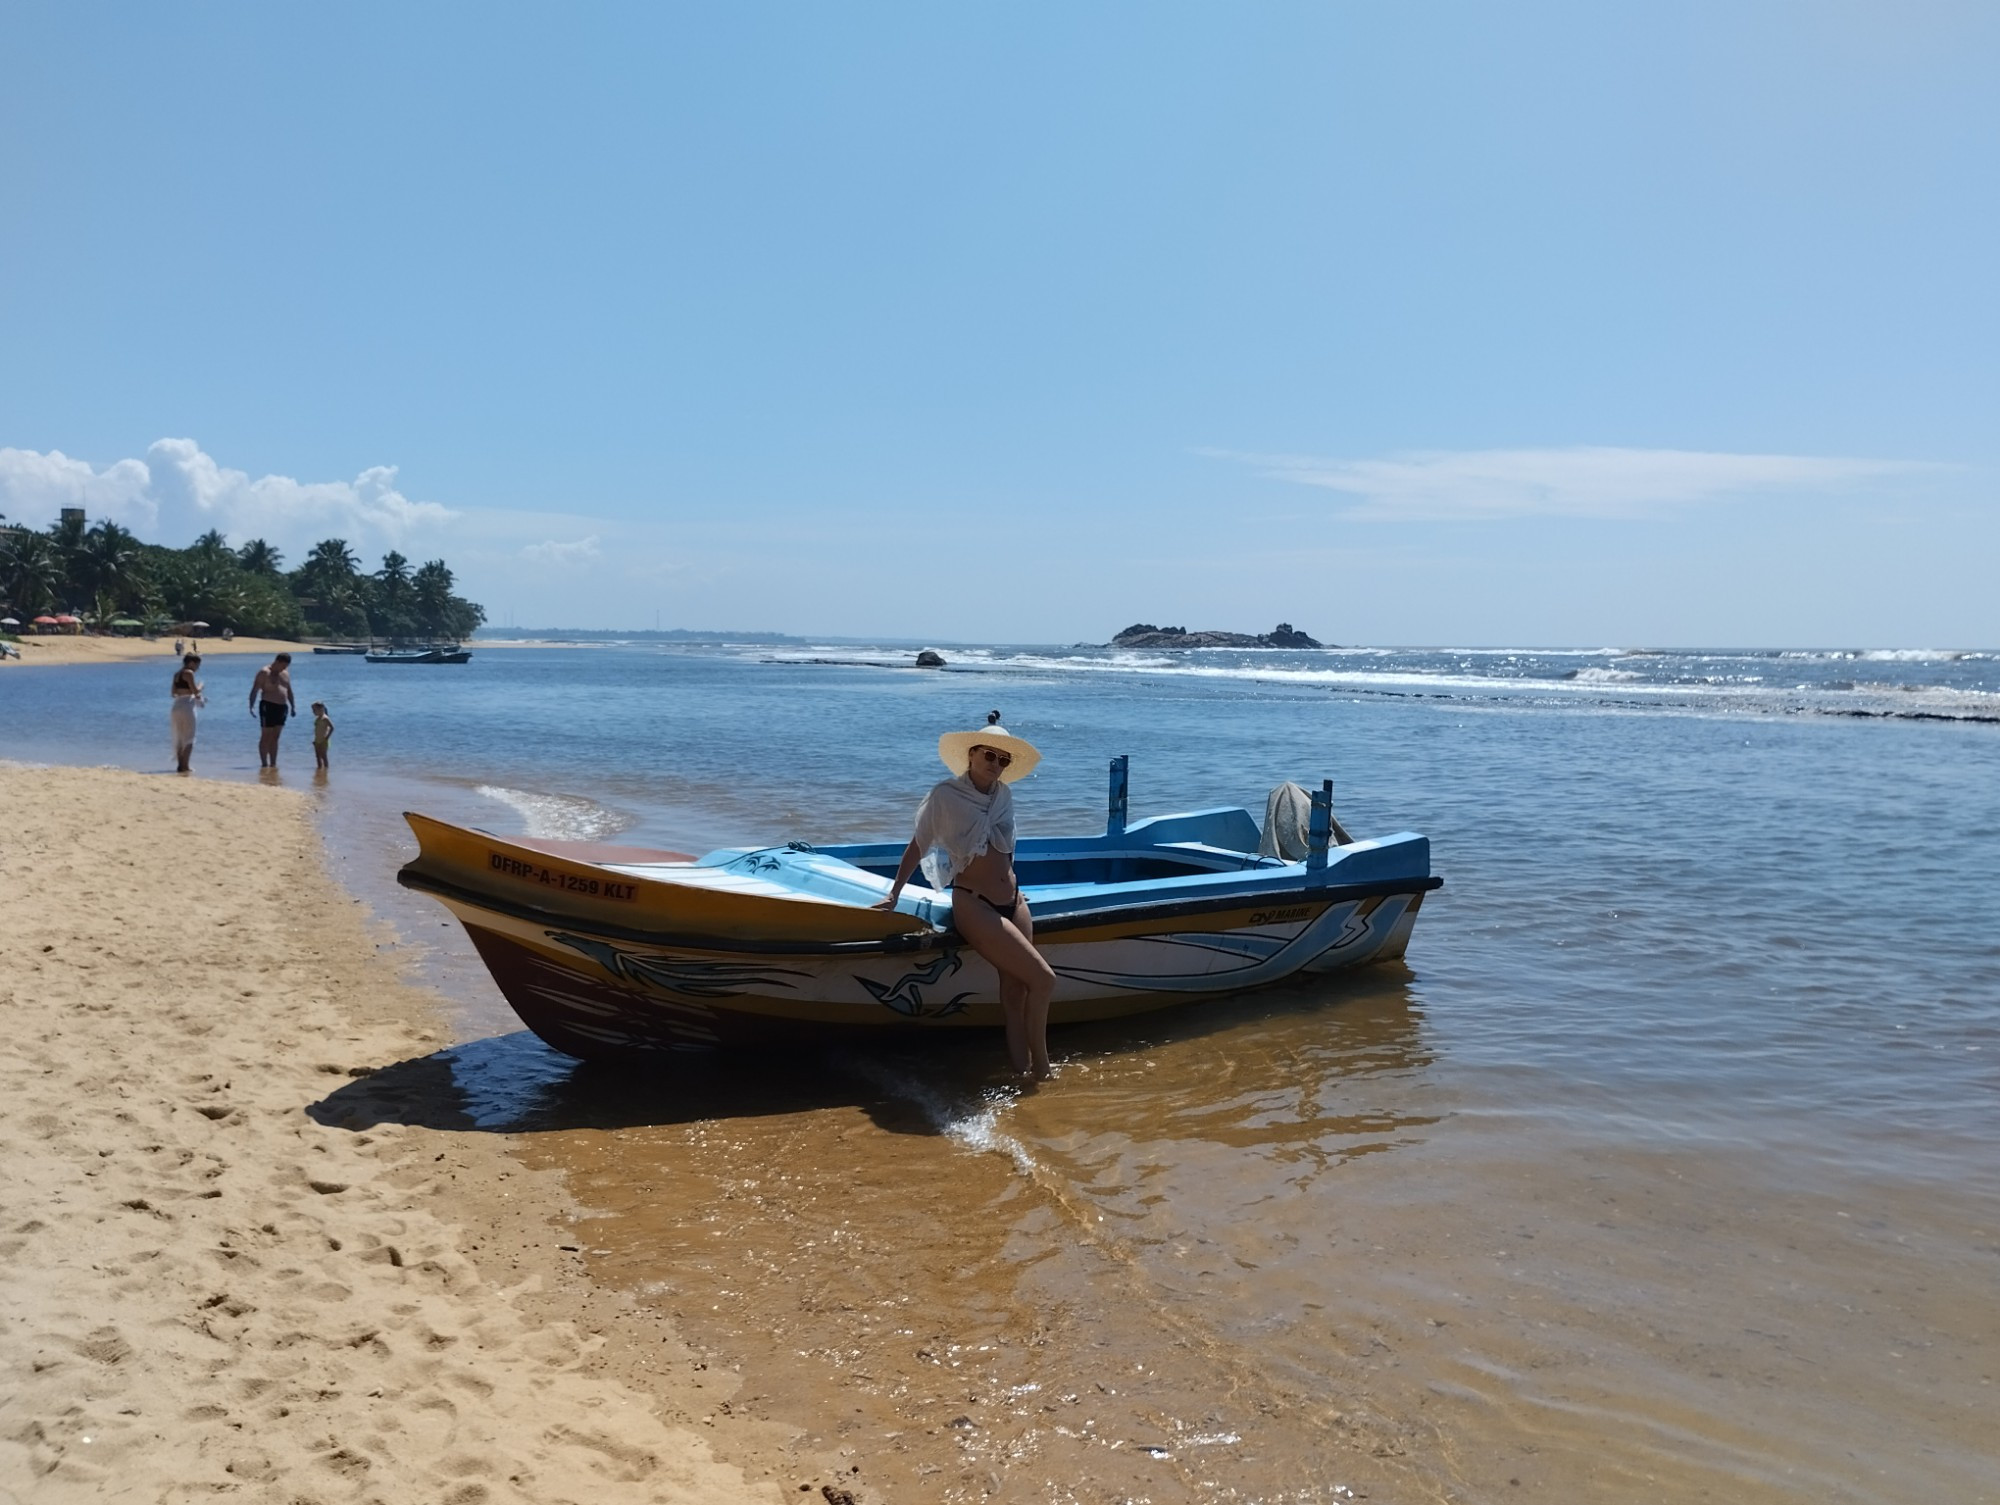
[1109,622,1326,649]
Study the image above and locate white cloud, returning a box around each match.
[0,438,455,552]
[1209,445,1941,521]
[0,446,154,526]
[521,535,602,566]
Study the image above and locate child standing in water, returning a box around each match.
[310,701,335,769]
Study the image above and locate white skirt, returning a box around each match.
[170,695,199,754]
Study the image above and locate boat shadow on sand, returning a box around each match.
[308,964,1430,1139]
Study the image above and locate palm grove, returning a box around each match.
[0,515,485,642]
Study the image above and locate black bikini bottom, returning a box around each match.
[952,885,1022,916]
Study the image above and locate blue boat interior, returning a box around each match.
[686,763,1432,926]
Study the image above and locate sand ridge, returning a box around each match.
[0,764,790,1504]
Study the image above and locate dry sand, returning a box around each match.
[0,765,823,1504]
[2,636,304,669]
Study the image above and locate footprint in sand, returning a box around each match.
[75,1327,133,1365]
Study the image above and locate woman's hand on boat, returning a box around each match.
[871,894,900,911]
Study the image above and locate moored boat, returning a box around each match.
[365,646,473,664]
[396,759,1441,1061]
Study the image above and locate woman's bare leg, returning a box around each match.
[1009,901,1051,1077]
[953,896,1055,1077]
[998,974,1031,1075]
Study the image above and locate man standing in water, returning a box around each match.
[249,652,296,767]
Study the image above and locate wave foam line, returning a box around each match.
[474,784,634,842]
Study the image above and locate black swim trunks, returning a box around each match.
[259,700,291,728]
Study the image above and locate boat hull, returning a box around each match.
[417,879,1431,1059]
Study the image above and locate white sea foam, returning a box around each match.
[1565,666,1646,684]
[474,784,634,842]
[840,1056,1041,1175]
[1785,648,1973,663]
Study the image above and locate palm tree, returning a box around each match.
[295,538,357,602]
[411,559,456,637]
[160,554,247,628]
[318,578,372,638]
[293,538,364,635]
[81,521,146,614]
[237,538,284,576]
[192,528,231,558]
[363,550,414,640]
[3,530,64,615]
[47,512,88,609]
[305,538,360,580]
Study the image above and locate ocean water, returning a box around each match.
[7,641,1999,1502]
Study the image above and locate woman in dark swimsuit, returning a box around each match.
[877,713,1056,1079]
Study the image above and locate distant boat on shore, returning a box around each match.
[312,643,369,655]
[365,646,473,664]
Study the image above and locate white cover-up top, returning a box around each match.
[911,773,1015,891]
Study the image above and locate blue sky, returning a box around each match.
[3,2,1994,645]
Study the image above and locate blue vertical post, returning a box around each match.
[1307,779,1331,873]
[1107,755,1129,839]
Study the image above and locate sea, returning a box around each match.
[6,640,1998,1503]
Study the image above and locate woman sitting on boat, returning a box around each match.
[877,712,1056,1080]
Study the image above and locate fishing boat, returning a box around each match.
[396,758,1441,1061]
[365,646,473,664]
[312,643,371,654]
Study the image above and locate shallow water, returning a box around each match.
[8,642,1998,1501]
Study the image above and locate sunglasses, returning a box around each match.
[976,748,1013,769]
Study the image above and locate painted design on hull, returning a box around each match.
[466,928,726,1055]
[547,930,809,998]
[856,949,974,1019]
[1052,896,1396,992]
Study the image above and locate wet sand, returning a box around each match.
[0,764,847,1503]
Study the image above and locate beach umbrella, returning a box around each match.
[0,617,18,627]
[32,615,58,625]
[54,614,79,624]
[189,620,210,628]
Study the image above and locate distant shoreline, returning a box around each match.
[0,633,303,668]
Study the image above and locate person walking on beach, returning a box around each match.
[169,653,205,774]
[875,711,1056,1080]
[249,652,296,767]
[310,701,335,770]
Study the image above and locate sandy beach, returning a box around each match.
[1,636,306,669]
[0,765,835,1504]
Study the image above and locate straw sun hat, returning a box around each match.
[938,711,1041,784]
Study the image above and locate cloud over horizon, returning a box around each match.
[1212,446,1942,521]
[521,535,603,566]
[0,439,456,553]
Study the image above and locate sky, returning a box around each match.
[2,1,1995,646]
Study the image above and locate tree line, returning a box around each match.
[0,515,486,642]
